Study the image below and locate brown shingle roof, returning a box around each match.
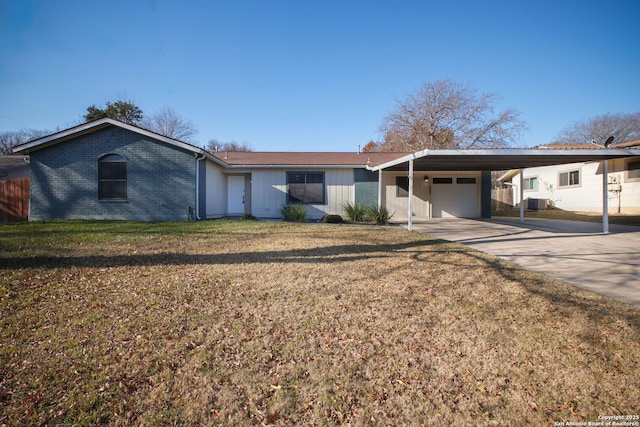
[540,139,640,149]
[211,151,408,168]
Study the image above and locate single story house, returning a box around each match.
[499,140,640,214]
[12,119,640,229]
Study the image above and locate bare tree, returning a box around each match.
[206,139,252,152]
[141,107,198,143]
[379,79,526,151]
[553,112,640,145]
[1,129,50,155]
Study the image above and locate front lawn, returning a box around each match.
[1,220,638,425]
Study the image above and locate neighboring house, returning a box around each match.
[500,140,640,214]
[0,155,30,223]
[12,119,640,222]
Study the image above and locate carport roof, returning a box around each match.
[369,148,640,172]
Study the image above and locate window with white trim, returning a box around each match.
[627,160,640,179]
[559,169,580,188]
[523,177,538,191]
[98,154,127,200]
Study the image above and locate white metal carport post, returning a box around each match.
[377,169,383,210]
[519,169,525,222]
[408,160,414,230]
[603,160,609,234]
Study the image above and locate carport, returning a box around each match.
[369,148,640,233]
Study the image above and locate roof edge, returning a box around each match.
[369,148,640,171]
[11,118,221,160]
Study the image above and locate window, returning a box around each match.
[627,160,640,179]
[99,154,127,200]
[523,177,538,191]
[396,176,409,197]
[456,177,477,184]
[432,177,453,184]
[287,172,324,204]
[559,169,580,187]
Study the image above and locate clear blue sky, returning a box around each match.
[1,0,638,151]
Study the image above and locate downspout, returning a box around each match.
[195,153,205,220]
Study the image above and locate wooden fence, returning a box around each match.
[491,187,513,212]
[1,177,29,223]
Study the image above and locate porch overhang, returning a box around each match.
[368,148,640,232]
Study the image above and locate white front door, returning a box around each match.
[227,175,245,215]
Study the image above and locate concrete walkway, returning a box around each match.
[406,217,640,306]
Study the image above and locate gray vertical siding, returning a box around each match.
[354,168,378,207]
[29,126,197,221]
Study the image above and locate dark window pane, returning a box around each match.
[99,180,127,200]
[306,173,324,184]
[99,162,127,180]
[559,173,569,187]
[432,177,453,184]
[305,183,324,203]
[288,173,305,184]
[457,177,476,184]
[569,171,579,185]
[288,184,306,203]
[396,176,409,197]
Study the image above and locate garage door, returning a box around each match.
[431,177,478,218]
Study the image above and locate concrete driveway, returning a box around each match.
[406,217,640,306]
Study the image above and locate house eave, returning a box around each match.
[369,148,640,172]
[220,163,372,169]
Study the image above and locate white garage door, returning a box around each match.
[431,177,478,218]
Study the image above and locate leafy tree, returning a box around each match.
[206,139,252,152]
[141,107,198,143]
[84,100,143,124]
[552,112,640,145]
[379,79,526,151]
[1,129,50,155]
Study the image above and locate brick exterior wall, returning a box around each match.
[29,126,198,221]
[354,168,378,207]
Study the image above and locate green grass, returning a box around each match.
[1,220,639,425]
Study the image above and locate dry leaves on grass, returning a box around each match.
[1,220,639,425]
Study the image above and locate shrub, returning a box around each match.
[321,214,343,224]
[367,206,393,225]
[343,202,369,222]
[280,203,307,222]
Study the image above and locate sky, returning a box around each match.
[1,0,639,151]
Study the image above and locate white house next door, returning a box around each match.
[227,175,245,215]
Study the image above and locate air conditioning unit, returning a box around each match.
[526,198,548,210]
